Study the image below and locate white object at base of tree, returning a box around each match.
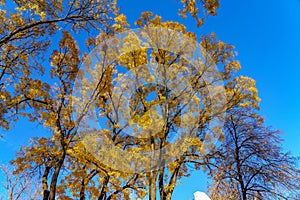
[194,191,211,200]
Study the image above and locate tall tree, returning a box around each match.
[0,0,118,130]
[78,12,259,200]
[208,108,300,200]
[1,0,266,199]
[0,164,41,200]
[10,19,146,200]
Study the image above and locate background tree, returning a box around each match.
[208,108,300,200]
[0,164,41,200]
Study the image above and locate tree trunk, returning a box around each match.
[79,179,86,200]
[48,153,65,200]
[242,189,247,200]
[149,171,157,200]
[79,165,86,200]
[98,175,109,200]
[158,167,165,200]
[165,192,173,200]
[42,166,51,200]
[163,161,181,200]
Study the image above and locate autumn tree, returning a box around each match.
[0,164,41,200]
[8,5,223,200]
[0,0,220,132]
[10,29,148,200]
[208,108,300,200]
[0,1,118,197]
[0,0,118,130]
[0,0,261,200]
[70,12,261,200]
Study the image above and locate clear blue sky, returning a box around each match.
[1,0,300,199]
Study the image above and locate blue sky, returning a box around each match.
[1,0,300,199]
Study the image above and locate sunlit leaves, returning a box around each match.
[178,0,220,27]
[0,0,118,131]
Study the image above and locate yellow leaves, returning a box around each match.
[28,88,39,98]
[135,12,154,27]
[123,189,131,200]
[14,2,47,19]
[15,6,27,12]
[27,3,39,10]
[39,11,46,19]
[0,94,6,101]
[131,109,155,128]
[136,111,152,127]
[119,49,148,69]
[50,31,80,79]
[168,161,180,173]
[43,112,57,127]
[164,183,176,193]
[59,31,79,52]
[218,130,225,142]
[10,13,25,26]
[191,137,203,147]
[53,0,63,12]
[226,76,261,109]
[196,18,204,27]
[135,12,189,36]
[185,31,196,41]
[1,3,273,198]
[0,9,6,28]
[178,0,218,27]
[114,14,129,26]
[137,190,147,199]
[0,91,10,101]
[240,101,251,108]
[202,0,220,16]
[113,14,129,32]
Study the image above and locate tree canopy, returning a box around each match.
[0,1,299,200]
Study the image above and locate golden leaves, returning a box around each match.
[50,31,80,81]
[178,0,219,27]
[1,1,272,199]
[10,13,25,26]
[113,14,129,32]
[228,76,261,109]
[119,49,148,69]
[133,111,152,127]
